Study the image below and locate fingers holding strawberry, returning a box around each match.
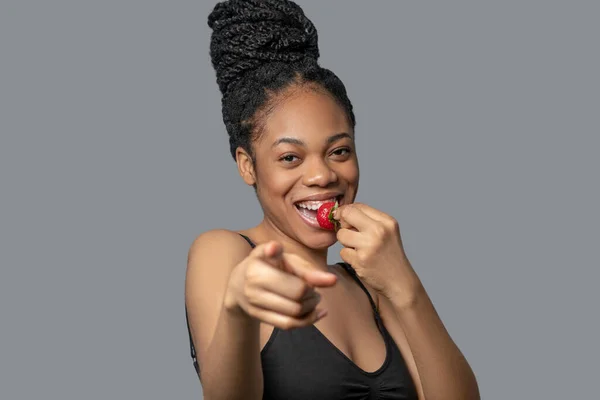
[332,203,420,304]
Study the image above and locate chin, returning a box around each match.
[302,233,338,250]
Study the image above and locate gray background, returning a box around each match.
[1,1,598,399]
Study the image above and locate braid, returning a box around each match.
[208,0,355,160]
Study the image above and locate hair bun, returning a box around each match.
[208,0,320,95]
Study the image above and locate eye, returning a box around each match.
[331,147,351,157]
[279,154,299,163]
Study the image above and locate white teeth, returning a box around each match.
[296,198,337,211]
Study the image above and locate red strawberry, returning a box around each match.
[316,201,340,231]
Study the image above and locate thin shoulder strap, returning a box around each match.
[185,232,256,376]
[338,262,380,316]
[185,305,199,376]
[238,233,256,248]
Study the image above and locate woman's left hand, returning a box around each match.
[333,203,422,306]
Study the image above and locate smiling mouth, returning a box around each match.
[293,195,342,227]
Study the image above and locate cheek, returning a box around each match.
[339,161,359,185]
[260,168,299,195]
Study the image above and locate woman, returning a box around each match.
[185,1,480,399]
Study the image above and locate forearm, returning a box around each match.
[391,285,480,400]
[200,305,263,400]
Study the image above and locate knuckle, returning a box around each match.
[244,263,258,280]
[373,224,386,238]
[243,285,255,301]
[341,205,352,218]
[246,306,258,318]
[369,236,383,251]
[245,263,265,284]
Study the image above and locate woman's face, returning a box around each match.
[240,86,359,249]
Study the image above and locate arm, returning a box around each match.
[378,275,480,400]
[332,202,480,400]
[185,230,263,400]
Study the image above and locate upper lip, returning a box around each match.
[294,192,343,204]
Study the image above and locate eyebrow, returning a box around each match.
[271,132,352,148]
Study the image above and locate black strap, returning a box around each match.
[185,305,199,376]
[185,233,256,375]
[338,262,380,317]
[238,233,256,248]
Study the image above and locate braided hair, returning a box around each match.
[207,0,356,161]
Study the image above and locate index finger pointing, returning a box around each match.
[251,240,284,269]
[281,253,338,287]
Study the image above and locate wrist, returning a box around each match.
[384,276,425,312]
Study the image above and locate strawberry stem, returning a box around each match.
[328,200,340,231]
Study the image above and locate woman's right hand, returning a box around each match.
[224,241,338,330]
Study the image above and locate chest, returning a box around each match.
[259,276,386,374]
[256,270,419,400]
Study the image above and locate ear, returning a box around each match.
[235,147,256,186]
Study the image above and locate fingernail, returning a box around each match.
[316,309,328,319]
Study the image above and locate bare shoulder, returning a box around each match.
[184,229,254,370]
[185,228,254,300]
[187,229,252,270]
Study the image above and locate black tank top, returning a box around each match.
[185,234,418,399]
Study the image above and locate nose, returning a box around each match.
[302,157,338,187]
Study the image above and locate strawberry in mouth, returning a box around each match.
[316,201,340,231]
[294,195,342,230]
